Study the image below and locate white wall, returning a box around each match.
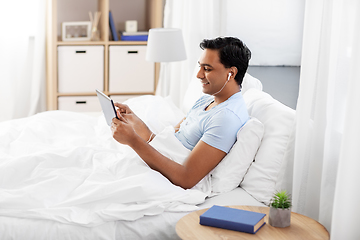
[225,0,305,66]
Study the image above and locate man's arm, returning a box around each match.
[111,114,226,189]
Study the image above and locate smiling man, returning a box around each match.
[111,37,251,190]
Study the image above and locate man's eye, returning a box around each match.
[204,68,211,71]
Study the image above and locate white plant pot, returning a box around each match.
[269,207,291,228]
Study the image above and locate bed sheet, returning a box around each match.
[0,187,265,240]
[0,108,212,227]
[0,95,265,239]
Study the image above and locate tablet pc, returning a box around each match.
[96,89,118,126]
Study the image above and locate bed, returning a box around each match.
[0,74,295,239]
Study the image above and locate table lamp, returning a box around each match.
[146,28,187,95]
[146,28,187,62]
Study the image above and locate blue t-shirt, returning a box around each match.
[174,92,249,153]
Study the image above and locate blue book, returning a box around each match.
[109,11,118,41]
[199,205,266,234]
[120,35,148,41]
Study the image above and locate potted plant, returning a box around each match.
[268,190,292,228]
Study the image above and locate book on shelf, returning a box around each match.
[121,31,148,36]
[199,205,266,234]
[119,31,148,41]
[109,11,118,41]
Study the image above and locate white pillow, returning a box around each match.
[242,73,263,93]
[241,89,295,205]
[211,117,264,194]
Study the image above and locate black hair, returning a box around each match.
[199,37,251,86]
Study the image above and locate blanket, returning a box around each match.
[0,98,209,227]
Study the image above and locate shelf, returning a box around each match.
[57,41,107,46]
[57,92,98,97]
[106,92,155,95]
[57,92,154,97]
[108,41,147,46]
[57,40,147,46]
[46,0,163,111]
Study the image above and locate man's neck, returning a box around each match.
[213,83,240,105]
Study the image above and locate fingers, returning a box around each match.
[111,118,119,126]
[114,102,131,113]
[112,116,120,124]
[116,109,126,119]
[111,118,120,133]
[111,117,125,133]
[110,120,117,133]
[111,113,128,128]
[117,113,128,123]
[113,102,125,108]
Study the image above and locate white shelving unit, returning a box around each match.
[46,0,163,111]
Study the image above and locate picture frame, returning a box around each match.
[62,21,92,41]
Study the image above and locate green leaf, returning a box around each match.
[270,190,292,209]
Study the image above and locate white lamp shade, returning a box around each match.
[146,28,187,62]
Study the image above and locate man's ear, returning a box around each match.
[230,66,238,79]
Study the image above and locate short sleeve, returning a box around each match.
[201,109,243,153]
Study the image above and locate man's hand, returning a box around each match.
[113,102,153,142]
[111,114,139,146]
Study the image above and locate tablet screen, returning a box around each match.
[96,89,118,126]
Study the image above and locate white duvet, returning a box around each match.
[0,96,209,227]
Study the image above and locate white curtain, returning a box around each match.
[292,0,360,237]
[0,0,46,122]
[157,0,226,110]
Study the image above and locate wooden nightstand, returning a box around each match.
[176,205,330,240]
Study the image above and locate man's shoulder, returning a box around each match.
[212,98,249,125]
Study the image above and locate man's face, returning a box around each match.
[197,49,229,95]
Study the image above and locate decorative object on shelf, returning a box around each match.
[61,21,91,41]
[269,190,292,228]
[199,205,266,234]
[120,31,148,41]
[109,11,118,41]
[89,11,101,41]
[125,20,138,32]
